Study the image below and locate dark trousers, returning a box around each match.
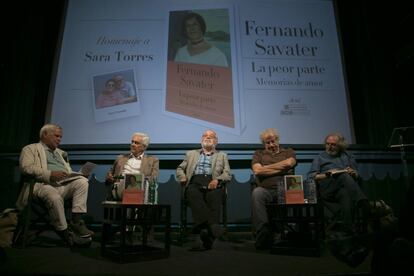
[319,173,366,229]
[186,174,223,233]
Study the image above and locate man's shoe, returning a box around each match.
[200,229,214,250]
[187,233,205,251]
[255,226,272,250]
[70,220,94,238]
[58,229,91,247]
[69,231,92,247]
[209,224,224,238]
[57,229,74,247]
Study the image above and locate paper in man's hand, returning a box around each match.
[55,162,97,185]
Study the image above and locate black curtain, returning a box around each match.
[0,1,65,151]
[338,1,414,145]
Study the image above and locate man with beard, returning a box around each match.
[308,132,369,234]
[176,130,231,250]
[251,128,297,249]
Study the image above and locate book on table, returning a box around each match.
[122,174,144,204]
[284,175,305,204]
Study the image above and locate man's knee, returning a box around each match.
[252,187,268,203]
[45,193,64,206]
[73,178,89,193]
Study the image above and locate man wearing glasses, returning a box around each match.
[308,132,369,234]
[251,128,297,250]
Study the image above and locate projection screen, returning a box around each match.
[47,0,354,145]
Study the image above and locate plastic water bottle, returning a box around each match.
[151,177,159,204]
[145,177,158,205]
[306,178,317,204]
[144,177,150,204]
[276,178,285,204]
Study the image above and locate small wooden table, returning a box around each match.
[266,203,324,256]
[101,202,171,262]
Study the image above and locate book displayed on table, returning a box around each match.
[122,174,144,204]
[284,175,305,204]
[120,174,159,205]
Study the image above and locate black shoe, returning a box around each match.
[200,229,214,250]
[255,226,272,250]
[70,232,92,248]
[70,220,94,238]
[209,224,224,238]
[187,233,204,251]
[58,229,92,247]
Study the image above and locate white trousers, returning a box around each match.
[33,177,89,231]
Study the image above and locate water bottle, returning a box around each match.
[276,178,285,204]
[151,177,159,204]
[144,177,158,204]
[306,178,317,204]
[144,177,150,204]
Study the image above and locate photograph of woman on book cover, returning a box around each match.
[166,8,238,130]
[168,9,231,67]
[286,175,303,191]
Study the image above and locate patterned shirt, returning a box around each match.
[194,151,213,175]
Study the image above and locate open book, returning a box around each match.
[326,169,348,176]
[56,162,97,185]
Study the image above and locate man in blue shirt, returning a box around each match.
[308,132,369,233]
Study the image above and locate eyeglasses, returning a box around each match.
[265,140,277,145]
[325,143,337,146]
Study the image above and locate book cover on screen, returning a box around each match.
[165,6,244,135]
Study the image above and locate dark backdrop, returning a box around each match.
[1,1,413,150]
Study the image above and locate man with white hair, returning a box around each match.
[308,132,369,234]
[176,130,231,250]
[113,74,136,98]
[251,128,297,250]
[17,123,93,246]
[105,132,159,200]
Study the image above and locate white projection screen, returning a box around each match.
[47,0,354,145]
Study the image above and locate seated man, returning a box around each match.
[251,128,297,250]
[16,124,93,246]
[307,132,370,234]
[104,132,159,243]
[176,130,231,250]
[105,132,159,200]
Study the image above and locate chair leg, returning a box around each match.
[221,197,228,239]
[21,180,35,248]
[179,198,188,244]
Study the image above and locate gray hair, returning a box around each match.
[131,132,150,147]
[259,128,280,144]
[324,132,348,151]
[39,124,62,139]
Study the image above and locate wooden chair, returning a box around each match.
[13,176,72,248]
[13,177,46,248]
